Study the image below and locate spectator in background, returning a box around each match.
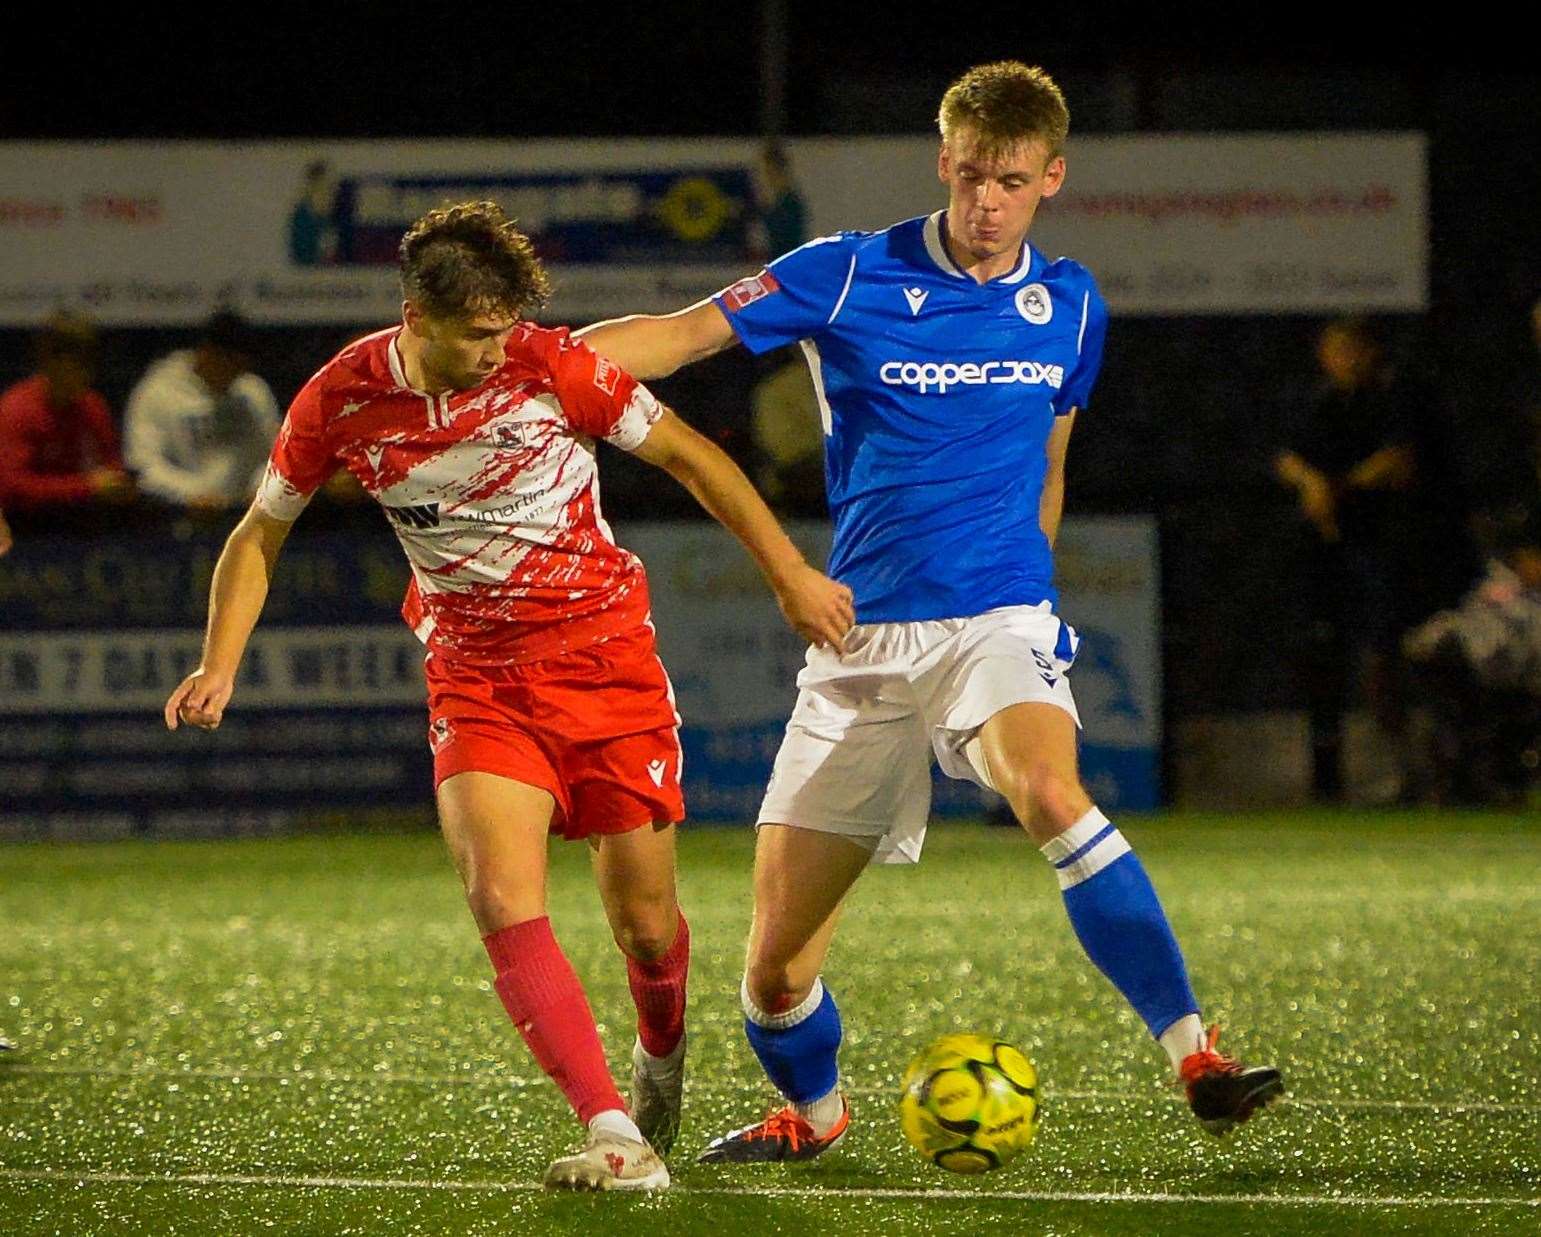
[0,314,133,513]
[747,142,807,263]
[1274,317,1471,804]
[0,507,11,557]
[1404,508,1541,805]
[288,159,341,266]
[125,310,281,512]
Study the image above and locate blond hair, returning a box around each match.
[937,61,1070,162]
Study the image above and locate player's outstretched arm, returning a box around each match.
[633,409,854,651]
[576,300,738,381]
[163,503,296,731]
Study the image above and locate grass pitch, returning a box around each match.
[2,812,1538,1235]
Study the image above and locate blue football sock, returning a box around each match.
[742,977,842,1104]
[1042,808,1200,1041]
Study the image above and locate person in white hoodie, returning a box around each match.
[125,311,281,511]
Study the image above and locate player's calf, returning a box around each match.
[482,917,631,1124]
[624,911,690,1154]
[699,976,847,1164]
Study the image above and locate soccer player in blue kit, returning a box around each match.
[581,61,1283,1160]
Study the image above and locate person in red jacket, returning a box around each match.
[0,315,134,511]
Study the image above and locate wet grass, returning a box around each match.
[2,812,1538,1234]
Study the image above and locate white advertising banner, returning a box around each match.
[0,133,1424,325]
[1034,133,1428,314]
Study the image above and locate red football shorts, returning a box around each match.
[425,623,685,840]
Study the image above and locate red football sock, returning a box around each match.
[626,910,690,1058]
[482,916,626,1124]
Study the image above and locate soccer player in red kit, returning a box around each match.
[163,201,853,1191]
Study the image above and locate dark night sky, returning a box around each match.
[6,4,1531,139]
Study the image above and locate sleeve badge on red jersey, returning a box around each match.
[719,270,782,312]
[592,354,621,396]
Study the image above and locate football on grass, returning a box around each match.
[898,1033,1041,1173]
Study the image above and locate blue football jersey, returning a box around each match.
[714,210,1108,623]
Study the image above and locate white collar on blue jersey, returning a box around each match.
[922,211,1036,285]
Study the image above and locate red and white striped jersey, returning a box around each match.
[255,324,664,666]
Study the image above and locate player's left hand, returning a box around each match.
[165,669,235,731]
[772,562,855,653]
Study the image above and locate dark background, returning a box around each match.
[4,4,1538,719]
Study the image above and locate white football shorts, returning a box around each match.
[757,602,1081,864]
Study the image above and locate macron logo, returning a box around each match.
[647,759,668,787]
[879,359,1065,394]
[903,287,929,316]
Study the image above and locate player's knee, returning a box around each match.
[612,900,678,962]
[997,759,1086,837]
[744,959,814,1017]
[463,871,543,935]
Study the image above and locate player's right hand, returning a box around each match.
[772,562,855,653]
[165,669,235,731]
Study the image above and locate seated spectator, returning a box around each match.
[1404,513,1541,806]
[124,310,280,511]
[0,314,133,512]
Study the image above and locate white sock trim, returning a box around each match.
[1040,807,1131,891]
[1055,831,1132,890]
[635,1033,686,1071]
[1038,807,1110,864]
[742,975,824,1031]
[588,1108,644,1144]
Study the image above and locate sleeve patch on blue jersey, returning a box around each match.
[719,270,782,313]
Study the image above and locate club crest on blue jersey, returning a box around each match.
[1015,283,1053,324]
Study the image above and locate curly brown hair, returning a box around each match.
[398,200,552,321]
[937,62,1070,162]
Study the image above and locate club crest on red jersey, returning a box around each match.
[490,422,533,449]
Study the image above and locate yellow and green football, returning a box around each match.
[898,1033,1041,1174]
